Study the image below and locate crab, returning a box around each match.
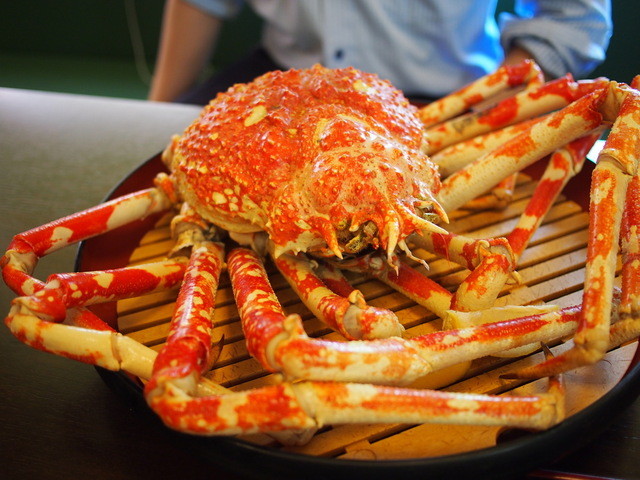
[2,62,639,441]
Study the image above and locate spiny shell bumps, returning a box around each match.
[164,65,444,259]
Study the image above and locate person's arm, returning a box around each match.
[148,0,223,102]
[499,0,612,79]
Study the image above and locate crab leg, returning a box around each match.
[433,116,548,178]
[2,188,171,296]
[4,188,169,259]
[67,301,231,399]
[411,232,514,272]
[142,232,323,445]
[272,251,404,339]
[450,251,516,313]
[423,75,594,154]
[371,130,596,342]
[0,186,183,374]
[432,121,534,211]
[462,174,518,211]
[14,261,186,320]
[145,238,225,401]
[514,82,640,378]
[419,60,544,128]
[5,311,158,379]
[552,86,640,361]
[145,240,563,434]
[20,234,309,446]
[374,131,597,320]
[139,378,564,436]
[13,295,226,398]
[516,168,627,378]
[433,134,600,319]
[456,136,602,312]
[618,172,640,323]
[619,80,640,317]
[581,171,640,353]
[228,247,579,385]
[104,246,566,439]
[408,230,517,313]
[0,185,232,395]
[314,261,359,297]
[274,309,578,385]
[338,253,453,318]
[438,86,607,213]
[508,133,601,257]
[5,260,186,367]
[6,246,565,436]
[3,235,175,381]
[222,248,565,433]
[65,309,242,403]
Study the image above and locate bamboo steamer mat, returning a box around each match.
[115,172,636,461]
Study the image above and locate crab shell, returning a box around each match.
[164,65,444,259]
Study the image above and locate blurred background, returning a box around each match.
[1,0,637,101]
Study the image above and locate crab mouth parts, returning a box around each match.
[336,220,379,255]
[314,203,447,266]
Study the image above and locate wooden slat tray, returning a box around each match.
[111,167,636,462]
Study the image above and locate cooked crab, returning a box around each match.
[2,62,639,439]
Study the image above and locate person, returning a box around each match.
[148,0,612,105]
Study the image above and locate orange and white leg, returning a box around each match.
[434,136,600,327]
[608,77,640,345]
[433,116,547,178]
[507,132,601,257]
[411,231,512,271]
[336,239,553,347]
[419,60,544,129]
[224,248,568,433]
[388,129,601,326]
[422,75,597,154]
[2,188,171,296]
[438,85,608,214]
[314,260,358,297]
[229,247,579,385]
[144,237,225,409]
[128,243,568,438]
[514,81,640,378]
[1,186,181,377]
[139,377,564,436]
[5,259,187,376]
[431,121,543,211]
[143,239,314,443]
[435,135,599,354]
[609,171,640,346]
[406,228,516,314]
[279,305,579,385]
[272,250,404,339]
[0,183,232,394]
[462,174,519,211]
[39,243,563,438]
[337,253,453,318]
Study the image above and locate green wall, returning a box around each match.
[1,1,261,66]
[0,1,636,99]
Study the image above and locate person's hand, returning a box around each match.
[503,45,550,80]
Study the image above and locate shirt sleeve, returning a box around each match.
[498,0,612,78]
[183,0,245,19]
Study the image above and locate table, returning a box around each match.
[1,87,639,480]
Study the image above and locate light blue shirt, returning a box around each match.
[186,0,612,98]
